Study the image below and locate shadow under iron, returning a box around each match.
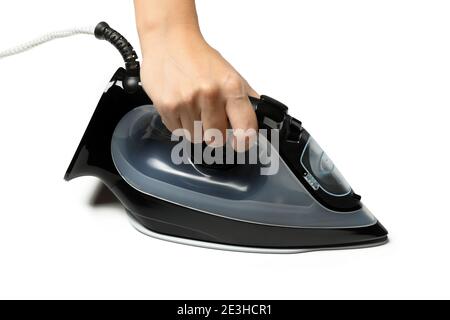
[89,182,121,208]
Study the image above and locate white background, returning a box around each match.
[0,0,449,299]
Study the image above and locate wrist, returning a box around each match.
[134,0,200,36]
[138,23,205,56]
[137,18,201,36]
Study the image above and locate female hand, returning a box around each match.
[135,0,258,150]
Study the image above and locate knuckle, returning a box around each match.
[223,75,244,95]
[181,92,196,106]
[199,83,219,99]
[159,98,181,112]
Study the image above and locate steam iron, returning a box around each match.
[64,23,388,253]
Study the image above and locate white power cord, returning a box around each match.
[0,26,96,59]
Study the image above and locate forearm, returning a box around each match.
[134,0,201,41]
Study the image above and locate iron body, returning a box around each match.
[65,68,388,252]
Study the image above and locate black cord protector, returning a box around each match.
[94,22,140,93]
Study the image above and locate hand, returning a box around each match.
[138,25,258,150]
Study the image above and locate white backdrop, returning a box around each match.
[0,0,449,299]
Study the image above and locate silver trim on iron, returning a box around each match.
[127,213,388,254]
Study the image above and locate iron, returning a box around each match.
[65,67,388,253]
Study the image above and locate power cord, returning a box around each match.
[0,26,95,59]
[0,21,140,93]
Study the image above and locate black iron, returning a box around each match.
[65,68,388,252]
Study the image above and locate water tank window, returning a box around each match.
[300,137,352,196]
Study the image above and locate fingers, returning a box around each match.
[198,86,228,147]
[180,106,201,142]
[223,76,258,152]
[235,71,260,99]
[244,80,260,99]
[154,101,183,135]
[225,96,258,151]
[154,93,200,140]
[201,107,227,147]
[151,74,258,151]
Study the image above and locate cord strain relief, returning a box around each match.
[95,22,140,93]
